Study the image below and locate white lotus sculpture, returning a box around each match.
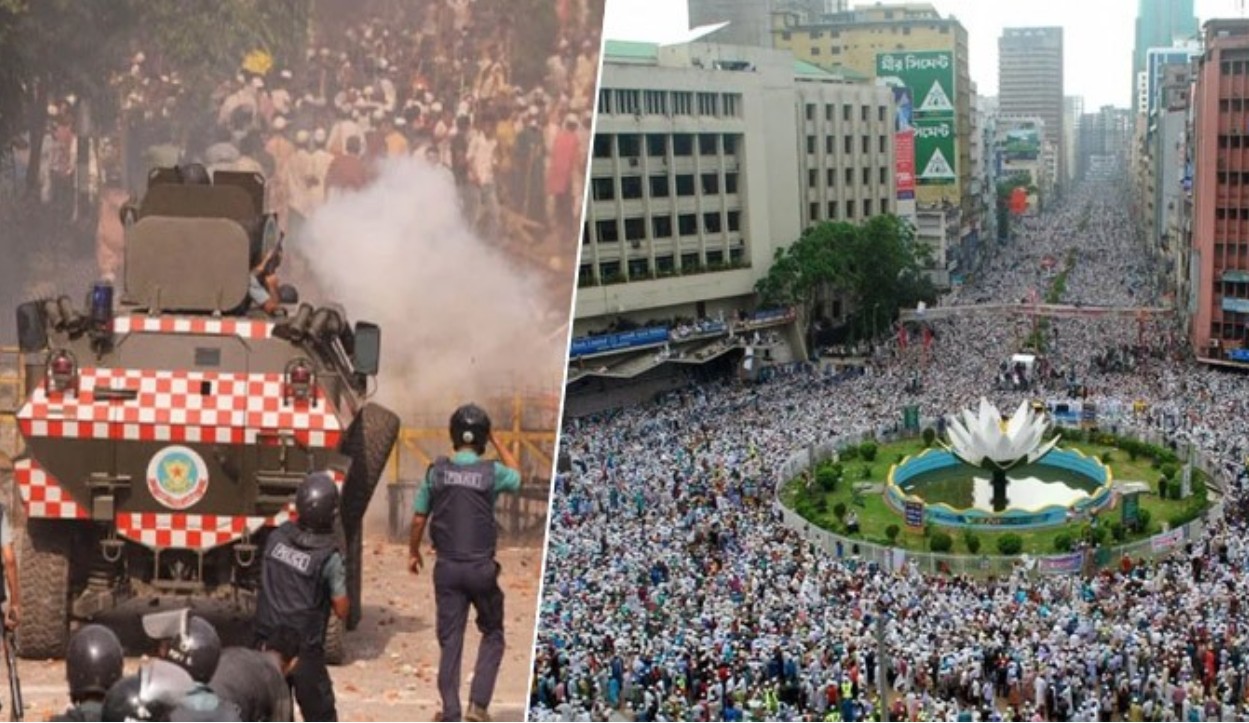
[943,398,1060,471]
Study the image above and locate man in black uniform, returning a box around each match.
[211,625,299,722]
[142,611,240,721]
[409,403,522,722]
[254,472,349,722]
[52,624,125,721]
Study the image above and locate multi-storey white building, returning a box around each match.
[577,40,894,338]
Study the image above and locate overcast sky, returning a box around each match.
[603,0,1247,109]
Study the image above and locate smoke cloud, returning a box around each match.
[295,156,568,425]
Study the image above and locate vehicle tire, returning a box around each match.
[324,613,345,666]
[338,403,400,529]
[17,519,71,659]
[345,525,364,631]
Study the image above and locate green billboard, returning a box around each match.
[876,50,957,186]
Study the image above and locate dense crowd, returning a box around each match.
[8,0,600,281]
[530,177,1249,722]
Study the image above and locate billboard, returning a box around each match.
[877,50,957,187]
[1003,126,1041,161]
[891,85,918,200]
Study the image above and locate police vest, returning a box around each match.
[428,458,497,562]
[254,521,338,650]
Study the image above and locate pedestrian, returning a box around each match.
[409,403,523,722]
[51,625,124,722]
[211,625,301,722]
[254,472,350,722]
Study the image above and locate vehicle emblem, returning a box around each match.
[147,445,210,510]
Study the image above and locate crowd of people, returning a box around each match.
[6,0,600,283]
[530,176,1249,722]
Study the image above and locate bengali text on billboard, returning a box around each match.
[877,50,957,187]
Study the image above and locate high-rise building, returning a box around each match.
[688,0,845,48]
[575,40,894,354]
[1078,106,1131,180]
[1188,19,1249,362]
[1064,96,1082,187]
[998,27,1064,192]
[1132,0,1198,114]
[771,3,977,284]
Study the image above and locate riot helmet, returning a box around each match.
[294,471,338,533]
[450,403,491,454]
[67,624,125,701]
[141,610,221,684]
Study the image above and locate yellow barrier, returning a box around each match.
[0,347,23,462]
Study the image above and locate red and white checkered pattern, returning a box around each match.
[112,315,275,339]
[13,458,89,520]
[17,459,348,550]
[17,368,343,449]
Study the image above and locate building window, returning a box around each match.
[825,104,834,121]
[624,217,645,241]
[656,255,675,273]
[673,134,693,156]
[846,200,856,219]
[678,214,697,235]
[843,135,852,154]
[879,135,887,153]
[828,200,837,218]
[618,134,640,157]
[681,252,700,269]
[722,94,740,117]
[616,90,641,115]
[673,92,693,115]
[827,168,836,186]
[861,105,869,122]
[725,173,739,193]
[826,136,835,154]
[843,104,851,121]
[864,199,873,217]
[730,247,744,264]
[811,47,822,55]
[809,202,819,222]
[781,31,792,40]
[808,168,818,187]
[598,88,612,115]
[599,261,620,279]
[582,223,591,246]
[699,134,718,156]
[593,135,612,158]
[579,263,592,282]
[723,135,738,155]
[591,177,615,201]
[644,90,668,115]
[707,250,724,265]
[653,216,673,238]
[844,167,853,184]
[806,135,816,154]
[702,173,720,194]
[703,212,722,233]
[806,104,816,120]
[727,210,741,231]
[862,167,871,185]
[879,166,888,184]
[649,175,670,198]
[628,258,649,277]
[880,197,889,212]
[596,219,619,243]
[646,134,667,157]
[621,176,643,199]
[676,175,695,196]
[861,135,869,154]
[878,106,887,122]
[697,92,719,116]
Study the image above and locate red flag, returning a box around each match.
[922,325,933,349]
[898,325,908,349]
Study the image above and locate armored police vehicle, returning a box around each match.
[11,166,399,663]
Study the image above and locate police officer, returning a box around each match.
[143,612,240,721]
[409,403,522,722]
[254,472,349,722]
[211,625,299,722]
[52,624,125,721]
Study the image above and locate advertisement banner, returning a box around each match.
[904,499,925,528]
[1222,297,1249,313]
[569,326,669,357]
[1038,552,1083,575]
[1003,125,1041,161]
[896,129,917,199]
[877,50,956,187]
[1151,527,1184,553]
[914,118,957,185]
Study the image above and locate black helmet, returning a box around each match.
[67,624,125,700]
[102,673,166,721]
[176,163,210,186]
[143,612,220,684]
[450,403,490,453]
[295,471,338,533]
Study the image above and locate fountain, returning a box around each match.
[885,398,1114,530]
